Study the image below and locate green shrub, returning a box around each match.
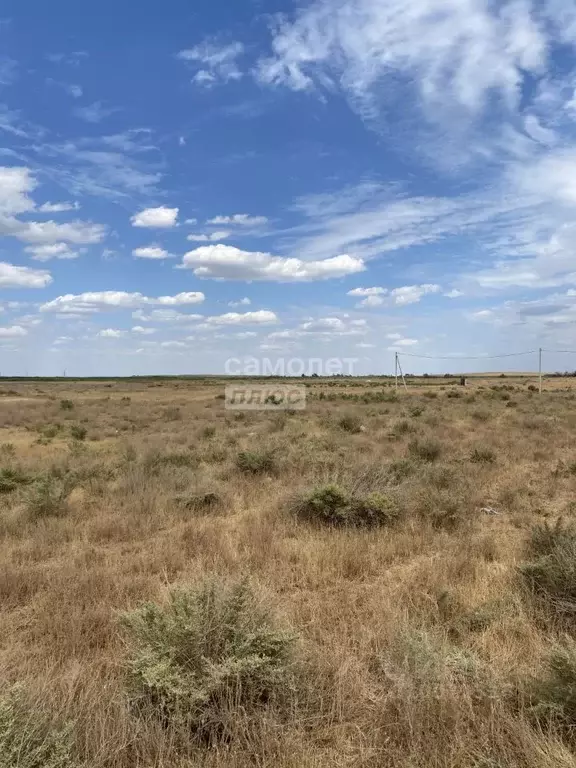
[531,640,576,731]
[162,406,182,421]
[470,446,496,464]
[391,419,416,437]
[120,579,296,740]
[408,437,442,462]
[41,424,61,440]
[59,399,74,411]
[26,476,74,520]
[201,425,216,439]
[291,484,401,527]
[0,467,32,494]
[520,521,576,612]
[0,686,78,768]
[236,450,276,475]
[337,414,362,434]
[69,425,86,441]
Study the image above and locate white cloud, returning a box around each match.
[0,167,105,249]
[185,218,198,225]
[207,214,268,226]
[0,262,52,288]
[132,309,203,323]
[257,0,547,125]
[360,295,385,308]
[228,297,251,307]
[444,289,464,298]
[268,316,367,341]
[181,244,364,282]
[98,328,124,338]
[161,340,187,348]
[40,290,205,314]
[0,325,27,338]
[38,201,78,213]
[187,231,231,242]
[74,101,116,123]
[132,326,156,335]
[132,246,172,260]
[131,206,179,228]
[25,243,79,261]
[347,286,387,297]
[200,310,278,327]
[391,284,441,305]
[177,41,244,86]
[386,333,403,340]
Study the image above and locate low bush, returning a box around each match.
[59,399,74,411]
[337,414,362,434]
[236,450,276,475]
[470,446,496,464]
[121,578,297,740]
[26,475,74,520]
[69,425,86,441]
[520,521,576,613]
[531,640,576,733]
[0,686,78,768]
[408,437,442,462]
[291,484,401,527]
[0,467,32,494]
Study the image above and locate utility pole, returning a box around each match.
[395,352,398,392]
[539,347,543,395]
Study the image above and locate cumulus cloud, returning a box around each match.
[131,206,179,228]
[38,201,79,213]
[40,290,205,314]
[177,41,244,86]
[268,316,366,340]
[25,243,79,261]
[0,167,105,249]
[0,262,52,288]
[228,297,251,307]
[207,214,268,226]
[359,295,385,307]
[187,231,231,242]
[347,286,387,297]
[161,340,187,348]
[97,328,124,338]
[131,326,156,335]
[199,310,278,327]
[391,284,441,305]
[181,244,364,281]
[0,325,27,338]
[132,246,172,260]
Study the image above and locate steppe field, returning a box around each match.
[3,375,576,767]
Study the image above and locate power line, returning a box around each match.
[396,350,536,360]
[541,348,576,354]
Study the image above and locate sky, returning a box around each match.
[2,0,576,375]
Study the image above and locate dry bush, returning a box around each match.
[121,578,298,742]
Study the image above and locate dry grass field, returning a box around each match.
[2,375,576,767]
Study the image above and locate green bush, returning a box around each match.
[520,521,576,612]
[291,484,401,527]
[121,579,296,740]
[236,450,276,475]
[69,425,86,441]
[59,399,74,411]
[408,437,442,462]
[0,467,32,494]
[0,686,78,768]
[531,640,576,731]
[26,476,74,520]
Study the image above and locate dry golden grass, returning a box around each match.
[1,376,576,766]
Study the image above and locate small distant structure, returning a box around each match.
[459,376,467,387]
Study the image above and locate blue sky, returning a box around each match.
[2,0,576,375]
